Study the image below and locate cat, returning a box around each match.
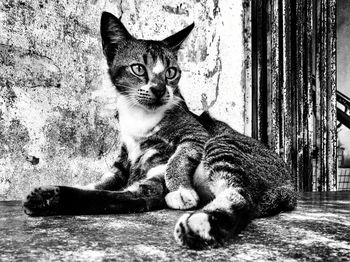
[23,12,297,249]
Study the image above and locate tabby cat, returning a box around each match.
[23,12,297,249]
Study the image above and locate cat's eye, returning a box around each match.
[165,67,178,80]
[130,64,147,77]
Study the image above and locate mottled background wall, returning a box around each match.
[0,0,247,200]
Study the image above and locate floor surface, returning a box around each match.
[1,192,349,261]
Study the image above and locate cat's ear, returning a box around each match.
[100,12,132,59]
[162,23,195,51]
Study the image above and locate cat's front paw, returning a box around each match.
[23,186,61,216]
[165,187,199,210]
[174,212,218,249]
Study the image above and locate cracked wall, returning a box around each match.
[0,0,246,200]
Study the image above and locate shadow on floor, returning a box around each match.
[0,192,349,261]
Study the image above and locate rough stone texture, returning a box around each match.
[1,192,349,261]
[0,0,246,200]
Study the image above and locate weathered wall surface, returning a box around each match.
[0,0,246,200]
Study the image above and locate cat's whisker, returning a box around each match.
[115,84,132,90]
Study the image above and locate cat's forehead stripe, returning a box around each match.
[143,54,148,65]
[150,51,157,62]
[152,58,165,74]
[165,57,170,67]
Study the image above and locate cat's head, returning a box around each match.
[100,12,194,112]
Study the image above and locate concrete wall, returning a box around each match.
[0,0,247,200]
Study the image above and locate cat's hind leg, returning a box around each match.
[173,181,297,249]
[174,185,254,249]
[257,185,298,217]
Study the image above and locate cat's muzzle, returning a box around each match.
[136,89,170,109]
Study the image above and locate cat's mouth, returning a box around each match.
[136,97,169,110]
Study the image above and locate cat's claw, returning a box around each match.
[165,187,199,210]
[23,186,61,216]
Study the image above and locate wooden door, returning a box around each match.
[250,0,337,191]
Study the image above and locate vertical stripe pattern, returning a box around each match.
[250,0,337,191]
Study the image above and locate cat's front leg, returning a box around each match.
[23,173,167,216]
[165,142,202,210]
[80,162,128,191]
[23,186,61,216]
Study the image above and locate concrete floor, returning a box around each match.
[0,192,349,261]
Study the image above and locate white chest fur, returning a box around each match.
[117,96,164,164]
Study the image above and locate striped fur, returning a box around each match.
[23,12,297,249]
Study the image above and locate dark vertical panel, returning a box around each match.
[321,0,328,190]
[269,0,281,152]
[267,0,273,148]
[259,0,269,144]
[283,0,293,182]
[250,0,336,191]
[315,0,323,191]
[312,0,319,191]
[290,0,299,190]
[252,0,268,144]
[296,0,304,191]
[304,0,314,191]
[277,0,284,156]
[251,0,259,140]
[293,0,314,192]
[243,0,252,136]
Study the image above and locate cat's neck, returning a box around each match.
[116,96,165,138]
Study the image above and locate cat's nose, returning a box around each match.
[150,85,166,99]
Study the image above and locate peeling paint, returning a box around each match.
[0,44,62,88]
[0,119,30,157]
[202,37,222,110]
[162,4,189,16]
[26,155,40,165]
